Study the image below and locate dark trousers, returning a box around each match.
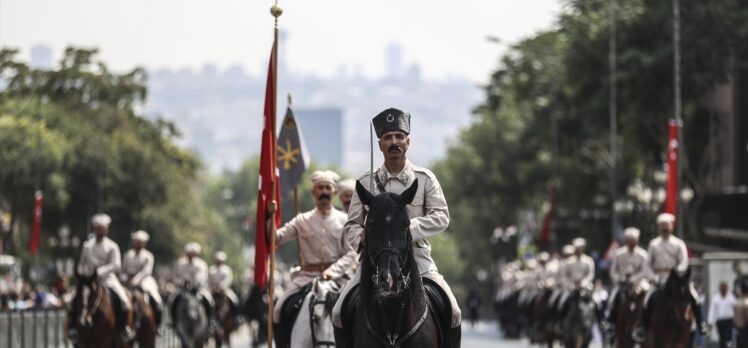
[715,319,733,348]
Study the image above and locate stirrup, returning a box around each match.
[631,327,645,343]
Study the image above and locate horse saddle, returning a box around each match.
[277,282,313,345]
[341,278,453,347]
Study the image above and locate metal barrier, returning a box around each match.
[0,308,183,348]
[0,309,66,348]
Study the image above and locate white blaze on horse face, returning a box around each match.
[385,214,392,223]
[387,272,395,290]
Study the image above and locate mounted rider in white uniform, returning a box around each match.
[121,230,163,330]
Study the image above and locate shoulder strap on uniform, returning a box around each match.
[373,172,386,193]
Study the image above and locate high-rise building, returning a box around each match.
[30,45,53,69]
[294,108,343,166]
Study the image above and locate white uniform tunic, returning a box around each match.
[647,235,689,282]
[563,254,595,289]
[77,237,130,308]
[208,264,238,304]
[610,246,649,285]
[333,160,461,328]
[173,257,213,304]
[122,248,162,305]
[272,207,353,323]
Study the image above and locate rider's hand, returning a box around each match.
[267,200,277,215]
[322,269,335,280]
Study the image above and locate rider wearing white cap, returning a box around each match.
[75,213,135,341]
[337,178,356,213]
[266,169,357,347]
[633,213,708,341]
[122,230,163,330]
[171,242,215,328]
[208,251,239,320]
[606,227,649,332]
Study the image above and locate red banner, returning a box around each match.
[29,191,43,255]
[254,43,281,288]
[664,119,681,215]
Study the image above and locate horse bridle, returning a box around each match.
[366,232,413,291]
[308,293,336,347]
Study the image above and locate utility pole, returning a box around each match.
[673,0,684,237]
[609,0,620,241]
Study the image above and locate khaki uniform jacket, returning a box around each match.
[174,257,209,288]
[342,160,450,275]
[208,264,233,291]
[647,235,688,279]
[276,207,353,281]
[563,254,595,289]
[610,246,649,284]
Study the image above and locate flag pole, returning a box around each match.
[268,2,282,347]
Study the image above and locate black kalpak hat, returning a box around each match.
[372,108,411,138]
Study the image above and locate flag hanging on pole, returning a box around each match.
[254,43,281,289]
[28,190,43,255]
[277,105,309,199]
[664,119,681,215]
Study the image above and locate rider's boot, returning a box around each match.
[691,295,709,335]
[202,297,218,331]
[448,325,462,348]
[632,299,651,343]
[273,323,290,348]
[152,300,164,335]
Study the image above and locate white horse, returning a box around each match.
[290,277,340,348]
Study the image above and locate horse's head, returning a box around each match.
[74,272,102,327]
[308,278,339,347]
[356,179,418,301]
[665,267,692,302]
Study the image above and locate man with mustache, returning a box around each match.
[267,170,357,347]
[332,107,462,346]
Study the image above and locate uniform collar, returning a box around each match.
[378,160,415,186]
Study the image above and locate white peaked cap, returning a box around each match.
[624,227,641,240]
[572,237,587,248]
[310,170,341,187]
[215,251,227,262]
[657,213,675,224]
[131,230,150,242]
[185,242,202,254]
[92,213,112,227]
[337,179,355,196]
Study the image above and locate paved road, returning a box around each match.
[228,320,540,347]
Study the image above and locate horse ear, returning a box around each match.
[356,180,374,206]
[399,179,418,205]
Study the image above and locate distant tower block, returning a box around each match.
[386,43,404,79]
[30,45,53,69]
[295,108,343,166]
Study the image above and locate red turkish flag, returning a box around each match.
[29,191,43,256]
[254,43,281,288]
[664,119,681,215]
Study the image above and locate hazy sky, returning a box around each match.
[1,0,562,83]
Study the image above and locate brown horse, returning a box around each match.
[130,288,157,348]
[643,268,694,348]
[71,273,133,348]
[613,281,644,348]
[213,290,236,347]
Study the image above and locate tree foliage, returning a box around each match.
[434,0,748,280]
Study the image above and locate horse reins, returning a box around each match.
[364,304,429,348]
[308,293,336,347]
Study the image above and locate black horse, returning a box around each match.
[336,179,446,348]
[241,284,270,348]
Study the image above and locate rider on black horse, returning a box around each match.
[122,230,164,333]
[332,108,462,347]
[632,213,709,342]
[265,169,358,348]
[71,213,135,342]
[605,227,649,333]
[170,242,216,329]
